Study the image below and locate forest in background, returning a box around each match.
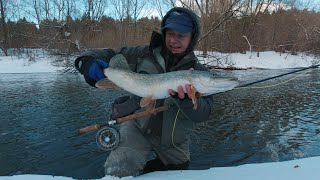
[1,0,320,57]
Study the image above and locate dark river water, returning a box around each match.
[0,68,319,179]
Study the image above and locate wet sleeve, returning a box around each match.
[75,45,149,73]
[74,49,117,72]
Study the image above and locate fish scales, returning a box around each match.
[104,68,238,100]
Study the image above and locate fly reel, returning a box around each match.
[78,105,169,151]
[96,126,120,151]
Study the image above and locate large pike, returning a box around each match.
[96,54,239,109]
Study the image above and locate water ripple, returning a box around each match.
[1,69,319,178]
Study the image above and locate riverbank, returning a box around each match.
[0,51,318,74]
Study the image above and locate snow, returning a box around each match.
[0,55,63,73]
[0,50,319,180]
[2,156,320,180]
[195,51,317,69]
[0,51,317,74]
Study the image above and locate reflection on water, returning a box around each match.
[0,73,126,178]
[0,69,319,179]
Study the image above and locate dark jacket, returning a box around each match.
[75,7,213,153]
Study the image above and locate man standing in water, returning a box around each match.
[75,7,213,177]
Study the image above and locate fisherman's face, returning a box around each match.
[165,29,192,55]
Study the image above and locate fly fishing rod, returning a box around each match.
[237,64,320,88]
[79,105,169,134]
[78,105,169,151]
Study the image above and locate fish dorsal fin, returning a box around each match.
[95,78,119,89]
[109,54,131,70]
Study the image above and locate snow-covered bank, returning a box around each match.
[196,51,318,69]
[0,56,63,73]
[2,156,320,180]
[0,51,318,74]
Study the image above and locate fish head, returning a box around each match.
[192,71,239,96]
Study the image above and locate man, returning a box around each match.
[75,7,213,177]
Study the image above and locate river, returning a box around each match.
[0,68,319,179]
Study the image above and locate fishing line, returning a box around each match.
[234,72,302,90]
[233,64,320,89]
[171,109,191,162]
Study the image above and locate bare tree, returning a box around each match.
[84,0,106,21]
[151,0,175,19]
[190,0,245,55]
[240,0,275,54]
[110,0,148,46]
[0,0,9,55]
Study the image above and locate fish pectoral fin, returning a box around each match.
[146,100,157,113]
[190,85,200,110]
[140,96,154,108]
[95,78,118,89]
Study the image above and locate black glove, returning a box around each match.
[111,96,141,119]
[75,57,108,87]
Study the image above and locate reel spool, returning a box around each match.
[96,126,120,151]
